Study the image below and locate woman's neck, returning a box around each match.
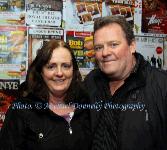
[49,94,75,116]
[49,94,65,105]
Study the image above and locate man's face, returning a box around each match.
[94,23,136,79]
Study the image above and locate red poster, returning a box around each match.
[142,0,167,34]
[0,79,20,128]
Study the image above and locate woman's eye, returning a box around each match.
[63,64,71,69]
[46,64,55,69]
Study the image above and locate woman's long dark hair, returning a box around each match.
[21,40,82,103]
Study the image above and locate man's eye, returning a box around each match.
[109,43,118,48]
[94,46,103,51]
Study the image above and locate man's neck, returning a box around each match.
[109,80,124,95]
[109,55,136,95]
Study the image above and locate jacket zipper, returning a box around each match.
[145,109,149,121]
[68,122,72,134]
[67,112,74,135]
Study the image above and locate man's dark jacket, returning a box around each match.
[84,53,167,150]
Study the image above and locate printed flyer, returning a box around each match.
[28,27,64,64]
[25,0,63,27]
[0,26,27,80]
[64,0,102,31]
[66,30,95,78]
[0,79,20,129]
[0,0,25,25]
[142,0,167,34]
[135,35,164,68]
[104,0,135,24]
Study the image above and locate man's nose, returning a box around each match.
[102,45,110,57]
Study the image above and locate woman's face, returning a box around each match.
[42,47,73,98]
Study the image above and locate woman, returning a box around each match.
[0,40,91,150]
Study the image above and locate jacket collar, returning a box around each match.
[114,53,148,98]
[125,53,147,87]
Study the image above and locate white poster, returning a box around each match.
[64,0,102,31]
[26,10,62,26]
[135,35,164,69]
[25,0,63,27]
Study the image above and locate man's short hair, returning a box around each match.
[94,16,135,45]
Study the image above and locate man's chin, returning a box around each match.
[101,68,116,76]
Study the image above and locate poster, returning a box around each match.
[134,0,142,34]
[25,0,63,27]
[28,27,64,64]
[163,36,167,70]
[64,0,102,31]
[104,0,135,24]
[135,35,164,68]
[0,79,20,128]
[142,0,167,34]
[0,0,25,25]
[66,30,95,77]
[0,26,27,80]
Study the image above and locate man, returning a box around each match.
[84,16,167,150]
[151,54,156,67]
[157,56,162,68]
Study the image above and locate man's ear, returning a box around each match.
[130,40,136,54]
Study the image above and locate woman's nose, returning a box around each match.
[55,67,63,77]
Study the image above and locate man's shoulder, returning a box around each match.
[150,67,167,80]
[145,67,167,90]
[84,69,101,81]
[83,69,102,93]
